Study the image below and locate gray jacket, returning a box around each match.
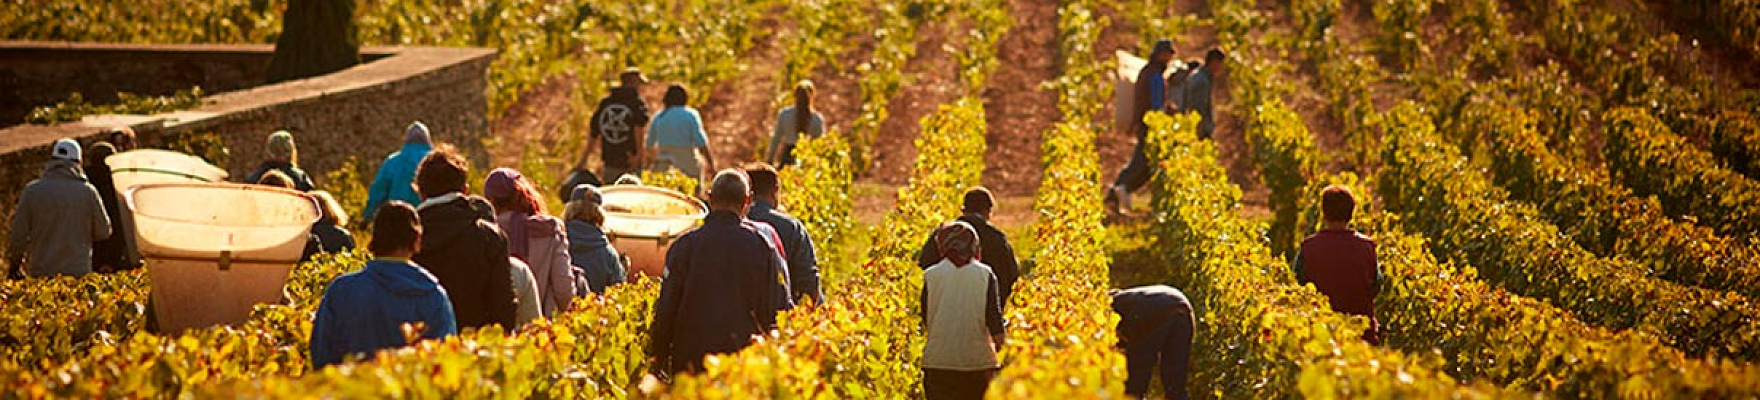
[8,160,111,277]
[1181,68,1216,136]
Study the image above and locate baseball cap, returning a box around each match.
[1152,39,1176,56]
[51,138,81,162]
[483,168,523,200]
[620,67,649,84]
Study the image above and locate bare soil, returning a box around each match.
[701,6,791,169]
[487,72,582,169]
[865,15,969,186]
[980,0,1063,197]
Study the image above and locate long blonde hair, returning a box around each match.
[311,190,349,226]
[793,80,816,136]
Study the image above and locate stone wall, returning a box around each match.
[0,42,497,246]
[0,41,394,123]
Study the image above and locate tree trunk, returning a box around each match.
[265,0,359,84]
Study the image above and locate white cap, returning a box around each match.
[51,139,81,162]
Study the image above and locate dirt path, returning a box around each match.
[979,0,1062,197]
[809,13,878,138]
[1091,5,1144,198]
[700,6,791,169]
[864,15,969,186]
[487,72,582,169]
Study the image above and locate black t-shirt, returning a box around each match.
[591,86,651,169]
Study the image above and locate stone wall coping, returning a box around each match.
[0,42,497,156]
[0,40,399,58]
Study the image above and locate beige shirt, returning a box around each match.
[921,259,1004,371]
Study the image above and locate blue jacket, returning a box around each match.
[310,259,458,368]
[364,143,432,220]
[747,200,823,305]
[566,220,626,294]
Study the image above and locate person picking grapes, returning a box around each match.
[1292,184,1382,344]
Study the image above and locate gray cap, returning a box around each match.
[51,138,81,162]
[405,121,432,145]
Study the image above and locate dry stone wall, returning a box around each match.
[0,42,496,246]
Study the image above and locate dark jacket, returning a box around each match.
[916,215,1020,304]
[310,259,457,368]
[85,160,130,271]
[566,220,625,294]
[590,86,651,170]
[1293,228,1380,343]
[7,160,111,277]
[245,160,316,192]
[301,233,323,263]
[413,193,517,330]
[648,210,785,372]
[312,223,357,254]
[747,200,823,305]
[1111,285,1194,400]
[1111,285,1191,343]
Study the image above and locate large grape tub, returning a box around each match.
[599,185,707,280]
[126,183,317,333]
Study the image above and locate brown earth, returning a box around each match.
[979,0,1062,197]
[701,5,791,169]
[487,72,581,169]
[865,15,969,187]
[808,7,880,138]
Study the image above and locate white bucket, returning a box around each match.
[599,185,706,280]
[126,182,317,333]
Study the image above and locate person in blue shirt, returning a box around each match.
[1107,39,1177,216]
[310,201,457,369]
[647,84,716,192]
[363,122,434,223]
[744,164,824,305]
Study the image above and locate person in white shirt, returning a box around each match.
[920,221,1006,400]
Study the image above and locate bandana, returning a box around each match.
[936,221,979,266]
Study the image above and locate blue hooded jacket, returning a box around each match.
[363,142,432,221]
[566,220,625,294]
[310,259,458,368]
